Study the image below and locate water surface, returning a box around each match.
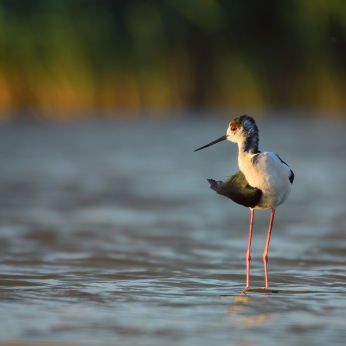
[0,117,346,346]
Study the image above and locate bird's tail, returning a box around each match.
[207,179,224,192]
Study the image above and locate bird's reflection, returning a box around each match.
[220,294,273,328]
[243,288,279,294]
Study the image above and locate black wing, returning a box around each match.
[289,170,294,184]
[276,154,294,185]
[208,171,262,208]
[275,154,289,167]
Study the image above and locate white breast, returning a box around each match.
[239,152,292,210]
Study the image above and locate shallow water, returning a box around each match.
[0,116,346,346]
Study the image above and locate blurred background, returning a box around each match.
[0,0,346,119]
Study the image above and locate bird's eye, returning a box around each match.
[231,127,237,131]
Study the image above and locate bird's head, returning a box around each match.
[194,115,259,152]
[226,115,258,143]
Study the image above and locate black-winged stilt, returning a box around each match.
[194,115,294,289]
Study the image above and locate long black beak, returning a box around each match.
[194,135,227,152]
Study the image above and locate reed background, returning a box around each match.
[1,0,346,119]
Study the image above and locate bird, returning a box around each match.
[194,115,294,290]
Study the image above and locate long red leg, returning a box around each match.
[245,209,254,289]
[263,209,275,288]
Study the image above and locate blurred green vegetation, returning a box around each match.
[0,0,346,118]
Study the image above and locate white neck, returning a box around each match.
[238,139,258,172]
